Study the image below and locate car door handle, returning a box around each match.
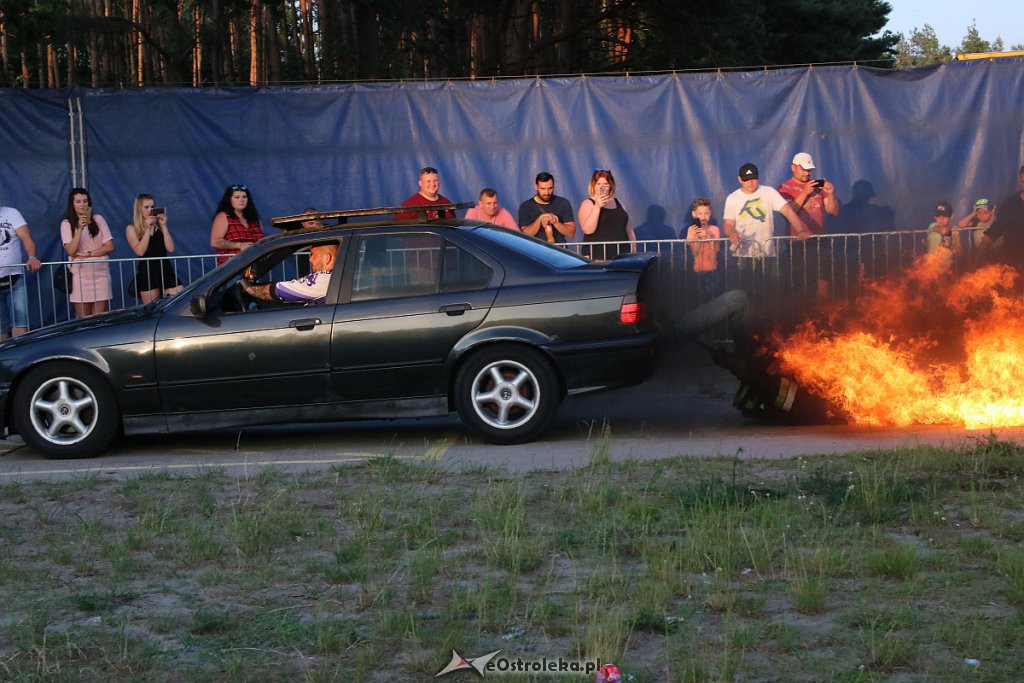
[289,317,322,330]
[439,303,471,316]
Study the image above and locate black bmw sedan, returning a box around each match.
[0,209,659,458]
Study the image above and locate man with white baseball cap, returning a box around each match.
[778,152,839,302]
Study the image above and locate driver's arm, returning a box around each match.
[242,279,276,301]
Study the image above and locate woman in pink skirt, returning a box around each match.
[60,187,115,318]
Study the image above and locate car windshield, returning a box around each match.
[473,226,589,268]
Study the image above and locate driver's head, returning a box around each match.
[310,243,339,271]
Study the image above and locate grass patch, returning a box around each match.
[0,440,1023,679]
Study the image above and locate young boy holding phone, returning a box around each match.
[686,197,721,302]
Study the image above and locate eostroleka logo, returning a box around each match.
[436,650,602,677]
[435,649,502,677]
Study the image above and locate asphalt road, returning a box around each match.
[1,350,1018,481]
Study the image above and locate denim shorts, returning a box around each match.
[0,274,29,334]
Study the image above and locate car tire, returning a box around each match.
[13,362,121,459]
[454,344,561,444]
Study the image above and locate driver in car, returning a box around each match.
[241,243,338,304]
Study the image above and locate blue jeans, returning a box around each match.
[0,273,29,334]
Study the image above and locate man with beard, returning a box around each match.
[518,172,576,243]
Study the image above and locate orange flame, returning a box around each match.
[775,256,1024,428]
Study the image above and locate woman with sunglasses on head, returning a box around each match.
[60,187,115,318]
[211,183,263,265]
[577,169,636,261]
[127,194,183,303]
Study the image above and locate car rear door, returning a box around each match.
[330,230,500,400]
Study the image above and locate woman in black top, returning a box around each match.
[126,193,183,303]
[577,169,636,260]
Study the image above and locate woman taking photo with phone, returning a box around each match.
[578,169,636,260]
[210,183,263,265]
[60,187,114,318]
[126,194,183,303]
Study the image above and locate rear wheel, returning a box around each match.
[454,344,561,444]
[13,362,121,459]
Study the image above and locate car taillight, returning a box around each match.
[620,298,645,324]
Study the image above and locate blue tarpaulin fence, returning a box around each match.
[2,59,1024,269]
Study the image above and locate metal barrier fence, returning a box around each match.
[569,227,985,330]
[24,255,221,329]
[4,227,982,335]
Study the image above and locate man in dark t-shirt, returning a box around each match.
[518,172,576,244]
[978,165,1024,272]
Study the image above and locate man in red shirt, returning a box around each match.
[778,152,839,303]
[395,166,456,220]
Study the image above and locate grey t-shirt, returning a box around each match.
[517,195,575,244]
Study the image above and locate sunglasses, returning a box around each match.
[594,169,611,173]
[230,184,248,191]
[419,167,438,176]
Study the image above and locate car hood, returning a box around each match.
[0,305,162,351]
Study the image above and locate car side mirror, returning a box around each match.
[190,295,207,317]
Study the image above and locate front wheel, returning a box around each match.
[13,362,121,459]
[454,344,561,444]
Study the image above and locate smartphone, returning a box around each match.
[812,178,826,188]
[151,207,165,216]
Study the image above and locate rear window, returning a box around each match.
[474,226,589,268]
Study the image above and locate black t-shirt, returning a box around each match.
[985,191,1024,269]
[517,195,575,244]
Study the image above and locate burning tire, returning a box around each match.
[726,352,846,424]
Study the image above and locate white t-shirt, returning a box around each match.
[723,185,788,257]
[273,270,332,304]
[0,207,28,277]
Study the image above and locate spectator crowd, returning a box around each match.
[2,156,1023,336]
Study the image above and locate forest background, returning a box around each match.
[2,0,1022,89]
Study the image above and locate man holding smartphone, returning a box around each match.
[779,152,839,302]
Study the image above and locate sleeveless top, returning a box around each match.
[583,198,630,259]
[216,213,264,264]
[142,226,169,259]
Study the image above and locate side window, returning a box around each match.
[351,234,442,301]
[441,242,493,292]
[206,240,339,314]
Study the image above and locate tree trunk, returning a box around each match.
[263,4,276,84]
[249,2,259,85]
[0,17,10,86]
[89,0,101,86]
[193,4,202,86]
[296,0,309,79]
[48,43,59,87]
[131,0,142,85]
[21,49,30,87]
[316,0,334,79]
[354,2,378,79]
[229,9,240,83]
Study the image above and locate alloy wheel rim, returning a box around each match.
[470,359,539,430]
[29,376,99,446]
